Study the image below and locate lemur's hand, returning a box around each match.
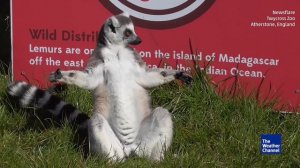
[47,83,67,94]
[49,69,63,82]
[175,72,193,85]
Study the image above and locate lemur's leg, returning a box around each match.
[88,113,125,162]
[133,107,173,161]
[49,67,103,90]
[136,68,192,88]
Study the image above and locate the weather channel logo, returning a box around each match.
[261,134,282,154]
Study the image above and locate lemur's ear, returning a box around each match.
[108,21,116,33]
[121,12,130,17]
[107,16,120,33]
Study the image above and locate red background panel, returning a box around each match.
[11,0,300,110]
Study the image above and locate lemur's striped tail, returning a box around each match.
[7,81,90,127]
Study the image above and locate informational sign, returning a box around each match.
[11,0,299,111]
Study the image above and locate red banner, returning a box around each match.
[11,0,300,110]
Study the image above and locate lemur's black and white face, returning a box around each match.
[104,13,142,46]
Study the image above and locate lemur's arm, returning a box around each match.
[49,65,104,90]
[136,68,192,88]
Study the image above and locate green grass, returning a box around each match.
[1,70,300,168]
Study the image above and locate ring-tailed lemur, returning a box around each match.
[8,13,192,162]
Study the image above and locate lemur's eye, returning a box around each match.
[124,29,132,37]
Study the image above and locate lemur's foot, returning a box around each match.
[175,72,193,85]
[49,69,63,82]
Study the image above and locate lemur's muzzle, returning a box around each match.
[130,36,142,45]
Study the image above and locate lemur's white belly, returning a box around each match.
[104,55,143,144]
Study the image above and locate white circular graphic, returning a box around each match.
[127,0,187,10]
[101,0,215,28]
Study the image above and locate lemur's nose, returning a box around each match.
[135,36,142,44]
[131,36,142,45]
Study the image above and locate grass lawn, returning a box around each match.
[0,69,300,168]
